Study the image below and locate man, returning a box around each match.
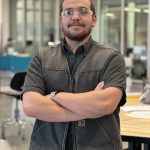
[3,38,15,55]
[22,0,126,149]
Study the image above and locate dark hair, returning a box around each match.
[8,38,12,41]
[59,0,96,16]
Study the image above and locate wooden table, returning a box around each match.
[120,98,150,150]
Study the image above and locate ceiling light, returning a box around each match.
[143,9,150,13]
[124,7,141,13]
[106,13,114,17]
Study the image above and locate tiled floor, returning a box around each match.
[0,71,144,150]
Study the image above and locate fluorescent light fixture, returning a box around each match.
[143,9,150,13]
[124,7,141,12]
[106,13,114,17]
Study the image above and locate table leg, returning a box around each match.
[144,144,150,150]
[128,142,141,150]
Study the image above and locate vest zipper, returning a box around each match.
[62,123,69,150]
[62,58,75,150]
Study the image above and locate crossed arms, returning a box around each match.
[23,82,123,122]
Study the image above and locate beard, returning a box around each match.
[62,23,92,42]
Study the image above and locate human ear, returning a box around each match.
[92,15,97,27]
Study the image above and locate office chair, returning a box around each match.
[0,71,28,140]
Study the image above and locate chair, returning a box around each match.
[0,71,27,140]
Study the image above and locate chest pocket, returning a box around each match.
[43,68,70,93]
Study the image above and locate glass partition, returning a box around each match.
[43,0,55,45]
[100,0,121,50]
[124,0,148,54]
[124,0,148,79]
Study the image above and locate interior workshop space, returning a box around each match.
[0,0,150,150]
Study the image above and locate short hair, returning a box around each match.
[59,0,96,16]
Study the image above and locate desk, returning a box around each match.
[0,55,31,72]
[120,98,150,150]
[0,56,10,70]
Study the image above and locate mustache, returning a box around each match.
[68,22,85,27]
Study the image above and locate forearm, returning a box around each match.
[22,92,86,122]
[55,91,104,118]
[55,88,122,118]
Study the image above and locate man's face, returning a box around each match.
[60,0,96,41]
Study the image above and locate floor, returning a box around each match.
[0,71,144,150]
[0,71,33,150]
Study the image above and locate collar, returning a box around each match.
[61,37,94,56]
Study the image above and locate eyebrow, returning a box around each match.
[63,6,88,10]
[63,7,73,10]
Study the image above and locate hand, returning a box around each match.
[95,81,104,91]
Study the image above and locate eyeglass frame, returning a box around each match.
[61,7,94,17]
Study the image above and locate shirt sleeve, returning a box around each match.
[102,51,126,106]
[22,54,46,96]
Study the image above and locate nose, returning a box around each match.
[72,10,81,20]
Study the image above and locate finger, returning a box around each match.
[95,81,104,90]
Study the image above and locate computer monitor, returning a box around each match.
[133,45,147,60]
